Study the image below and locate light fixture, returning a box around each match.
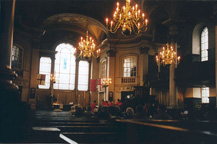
[77,31,101,58]
[105,0,148,35]
[155,43,181,68]
[101,77,112,101]
[50,74,56,83]
[50,74,56,97]
[102,77,112,87]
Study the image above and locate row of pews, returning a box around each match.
[7,110,217,144]
[23,111,120,143]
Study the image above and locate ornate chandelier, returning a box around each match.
[155,43,181,67]
[102,77,112,87]
[105,0,148,35]
[78,31,101,58]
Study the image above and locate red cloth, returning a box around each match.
[90,79,96,92]
[116,101,123,107]
[109,102,114,106]
[91,103,96,112]
[102,101,107,106]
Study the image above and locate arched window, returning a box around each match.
[54,43,76,90]
[201,27,208,61]
[78,61,89,91]
[38,57,51,89]
[11,45,23,69]
[123,56,137,77]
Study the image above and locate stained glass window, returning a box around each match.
[38,57,51,89]
[201,27,208,62]
[123,56,137,77]
[54,43,76,90]
[78,61,89,91]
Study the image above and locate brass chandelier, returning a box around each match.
[78,31,101,58]
[102,77,112,87]
[155,43,181,67]
[105,0,148,35]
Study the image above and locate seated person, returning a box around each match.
[84,106,94,117]
[153,104,172,120]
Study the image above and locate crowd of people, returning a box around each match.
[69,99,174,120]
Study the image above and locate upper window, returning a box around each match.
[201,27,208,61]
[202,87,209,103]
[38,57,51,89]
[54,43,76,90]
[100,60,106,78]
[123,56,137,77]
[11,45,23,69]
[78,61,89,91]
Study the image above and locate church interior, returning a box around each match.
[1,0,217,143]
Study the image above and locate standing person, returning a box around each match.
[102,99,107,106]
[109,101,114,106]
[91,100,96,112]
[116,99,123,107]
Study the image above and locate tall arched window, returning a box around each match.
[54,43,76,90]
[201,27,208,61]
[38,57,51,89]
[78,61,89,91]
[123,56,137,77]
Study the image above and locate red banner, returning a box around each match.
[90,79,96,92]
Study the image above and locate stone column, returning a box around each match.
[0,0,16,78]
[50,56,55,96]
[214,4,217,107]
[139,47,149,86]
[167,22,179,108]
[169,41,178,108]
[74,58,79,104]
[0,0,28,142]
[107,49,116,101]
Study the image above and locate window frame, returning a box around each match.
[201,87,209,104]
[200,27,208,62]
[100,58,107,79]
[38,57,52,89]
[122,55,138,77]
[77,60,90,91]
[11,45,24,70]
[54,43,76,90]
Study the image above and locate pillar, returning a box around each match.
[50,56,55,96]
[107,49,116,101]
[139,47,149,86]
[0,0,28,142]
[214,4,217,107]
[169,42,178,108]
[167,22,179,108]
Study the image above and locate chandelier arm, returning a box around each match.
[109,21,122,33]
